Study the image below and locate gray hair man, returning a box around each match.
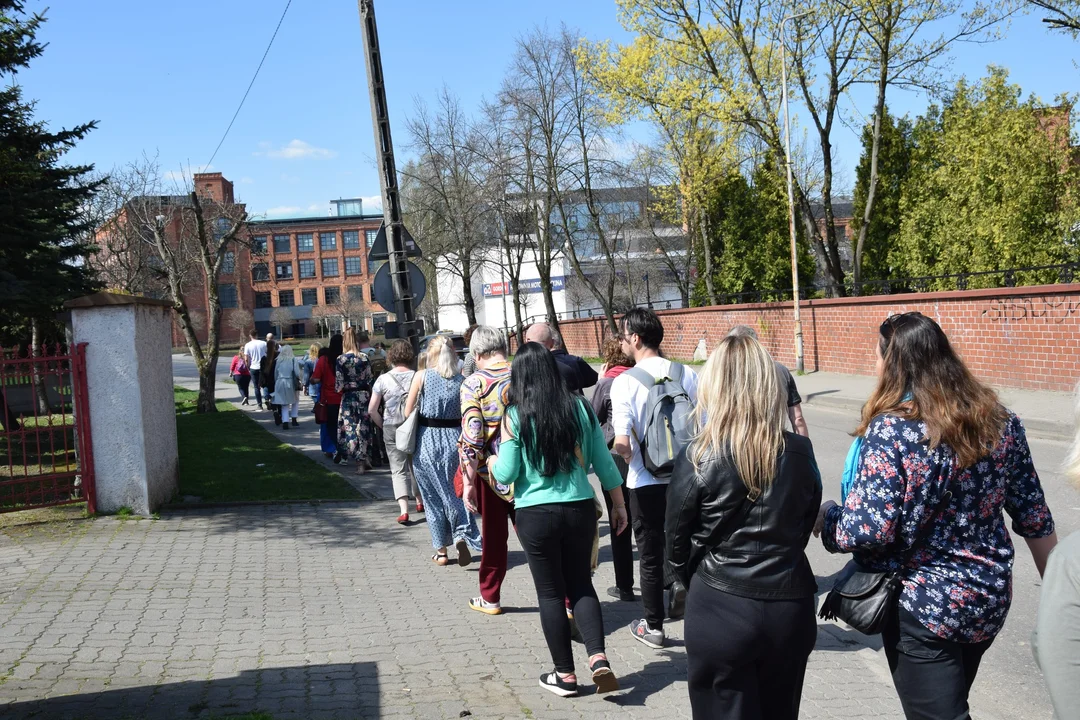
[727,325,809,438]
[524,322,598,394]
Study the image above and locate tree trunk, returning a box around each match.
[853,31,892,288]
[460,253,478,327]
[29,318,51,414]
[698,209,718,305]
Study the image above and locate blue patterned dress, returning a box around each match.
[821,412,1055,642]
[413,370,482,552]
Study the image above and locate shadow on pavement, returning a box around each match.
[2,661,380,720]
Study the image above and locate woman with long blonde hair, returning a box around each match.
[404,335,481,565]
[666,333,821,720]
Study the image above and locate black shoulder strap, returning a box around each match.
[717,485,761,547]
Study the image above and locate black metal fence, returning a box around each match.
[509,261,1080,330]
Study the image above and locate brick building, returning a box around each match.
[169,173,387,347]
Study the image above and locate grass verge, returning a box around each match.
[174,387,360,503]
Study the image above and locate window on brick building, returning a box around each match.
[275,262,293,280]
[324,286,340,305]
[298,259,316,278]
[222,251,235,275]
[297,233,314,252]
[322,258,339,277]
[218,284,238,309]
[372,313,387,334]
[289,322,306,337]
[252,263,270,282]
[343,230,360,249]
[273,234,290,253]
[348,285,364,301]
[251,236,267,255]
[301,288,318,306]
[278,290,295,307]
[255,292,272,309]
[214,217,230,241]
[365,229,378,248]
[320,232,337,251]
[345,257,362,276]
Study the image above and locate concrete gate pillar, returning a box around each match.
[66,292,179,515]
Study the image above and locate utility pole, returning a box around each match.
[357,0,419,352]
[780,10,812,374]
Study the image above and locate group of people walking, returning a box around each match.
[233,309,1079,720]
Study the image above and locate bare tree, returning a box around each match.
[95,156,247,412]
[268,307,292,337]
[225,309,253,342]
[403,88,493,327]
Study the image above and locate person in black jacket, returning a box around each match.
[524,322,597,394]
[665,332,821,720]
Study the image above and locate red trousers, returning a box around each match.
[477,479,515,604]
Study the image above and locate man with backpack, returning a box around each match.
[610,308,698,649]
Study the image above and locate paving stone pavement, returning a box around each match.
[0,502,919,720]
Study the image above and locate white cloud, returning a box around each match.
[255,139,337,160]
[239,176,255,185]
[361,194,383,211]
[307,203,325,213]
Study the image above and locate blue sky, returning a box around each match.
[18,1,1080,219]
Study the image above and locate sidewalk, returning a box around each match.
[795,371,1076,441]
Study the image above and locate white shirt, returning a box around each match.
[372,368,415,426]
[610,355,699,489]
[243,340,267,370]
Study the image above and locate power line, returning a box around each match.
[205,0,293,169]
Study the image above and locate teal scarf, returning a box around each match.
[841,391,913,502]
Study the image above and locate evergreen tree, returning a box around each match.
[850,108,913,287]
[893,67,1080,288]
[0,2,101,345]
[696,160,814,303]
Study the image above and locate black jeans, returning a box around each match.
[249,369,263,406]
[515,500,605,674]
[630,484,667,629]
[882,607,994,720]
[233,374,251,400]
[685,574,817,720]
[602,456,634,592]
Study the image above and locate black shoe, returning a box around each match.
[539,671,578,698]
[257,404,264,410]
[607,587,637,602]
[280,424,288,431]
[291,419,299,427]
[333,453,343,465]
[241,398,249,406]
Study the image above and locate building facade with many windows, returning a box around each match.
[168,173,388,346]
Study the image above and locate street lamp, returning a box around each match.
[643,272,652,309]
[781,10,812,374]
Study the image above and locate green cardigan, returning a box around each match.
[490,399,624,510]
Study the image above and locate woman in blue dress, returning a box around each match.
[404,335,482,566]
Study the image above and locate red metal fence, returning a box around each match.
[0,343,95,514]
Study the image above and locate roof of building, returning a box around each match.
[247,213,385,228]
[810,199,854,222]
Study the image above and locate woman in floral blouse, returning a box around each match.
[335,327,375,475]
[816,312,1058,720]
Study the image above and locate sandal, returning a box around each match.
[432,553,449,566]
[455,539,472,567]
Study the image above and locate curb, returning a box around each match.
[803,394,1073,443]
[160,497,385,512]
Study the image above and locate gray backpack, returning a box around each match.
[624,362,694,479]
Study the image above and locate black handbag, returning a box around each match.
[819,488,952,635]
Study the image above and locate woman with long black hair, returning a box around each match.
[489,343,629,698]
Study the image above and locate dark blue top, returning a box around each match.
[821,412,1054,642]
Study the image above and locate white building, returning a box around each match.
[434,187,689,333]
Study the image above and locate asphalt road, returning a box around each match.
[173,354,1078,718]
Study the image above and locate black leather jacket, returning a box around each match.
[665,433,822,600]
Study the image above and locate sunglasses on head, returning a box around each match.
[879,312,921,342]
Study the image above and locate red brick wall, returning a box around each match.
[550,284,1080,392]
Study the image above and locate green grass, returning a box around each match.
[173,387,361,503]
